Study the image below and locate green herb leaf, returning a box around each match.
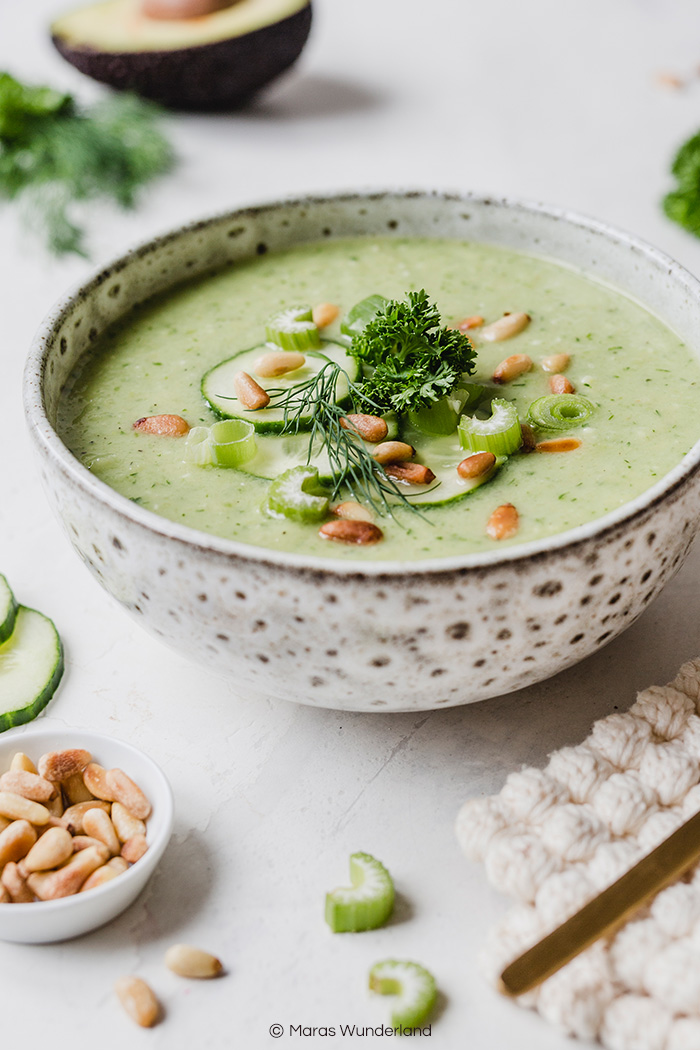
[348,289,476,413]
[663,130,700,236]
[0,72,175,255]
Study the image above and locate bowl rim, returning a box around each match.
[24,187,700,577]
[0,722,174,915]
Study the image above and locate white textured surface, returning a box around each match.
[4,0,700,1047]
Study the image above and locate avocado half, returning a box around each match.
[51,0,313,111]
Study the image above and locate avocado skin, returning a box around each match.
[52,3,312,111]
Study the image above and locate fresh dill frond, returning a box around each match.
[348,288,477,413]
[0,72,174,255]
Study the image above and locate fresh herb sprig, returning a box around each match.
[664,130,700,236]
[0,72,174,255]
[349,288,477,413]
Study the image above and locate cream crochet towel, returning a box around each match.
[456,657,700,1050]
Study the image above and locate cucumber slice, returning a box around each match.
[0,606,64,731]
[325,851,395,933]
[0,575,18,645]
[369,960,437,1029]
[201,341,360,434]
[396,423,503,507]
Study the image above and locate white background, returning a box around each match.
[2,1,700,1046]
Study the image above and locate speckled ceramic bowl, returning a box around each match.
[23,191,700,711]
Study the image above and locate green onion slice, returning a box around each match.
[186,426,214,467]
[340,294,389,341]
[325,851,395,933]
[186,420,257,468]
[265,305,322,352]
[369,960,437,1029]
[527,394,595,431]
[264,465,330,523]
[458,397,523,455]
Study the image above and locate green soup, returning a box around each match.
[57,237,700,561]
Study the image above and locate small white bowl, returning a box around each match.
[0,722,174,943]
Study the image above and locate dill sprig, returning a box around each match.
[0,72,174,256]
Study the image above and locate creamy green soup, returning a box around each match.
[57,237,700,561]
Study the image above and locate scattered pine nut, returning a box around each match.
[312,302,340,329]
[454,315,484,332]
[457,451,496,480]
[121,834,149,864]
[38,749,91,783]
[165,944,223,979]
[372,440,415,465]
[0,770,55,802]
[519,424,537,452]
[486,503,520,540]
[384,463,436,485]
[105,769,152,821]
[253,350,305,378]
[535,438,582,453]
[481,312,530,342]
[492,354,533,384]
[541,352,570,374]
[319,521,384,545]
[132,414,190,437]
[233,371,270,411]
[115,976,161,1028]
[333,501,373,523]
[549,374,575,394]
[340,414,388,443]
[655,72,684,90]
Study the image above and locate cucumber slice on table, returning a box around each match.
[0,606,64,731]
[325,851,395,933]
[396,423,504,507]
[201,341,360,434]
[0,575,18,644]
[369,960,437,1029]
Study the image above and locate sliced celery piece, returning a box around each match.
[408,396,459,436]
[340,294,389,341]
[458,397,523,455]
[264,465,330,523]
[528,393,595,431]
[186,421,257,468]
[369,960,437,1029]
[265,305,322,352]
[186,426,214,467]
[325,851,395,933]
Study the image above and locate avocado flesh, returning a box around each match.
[52,0,309,51]
[51,0,312,110]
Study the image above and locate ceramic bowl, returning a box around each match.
[23,191,700,712]
[0,723,173,943]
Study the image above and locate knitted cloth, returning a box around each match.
[456,657,700,1050]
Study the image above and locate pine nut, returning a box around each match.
[61,800,111,835]
[312,302,340,329]
[486,503,520,540]
[2,862,33,903]
[83,808,121,856]
[0,885,10,903]
[29,845,108,900]
[481,312,530,342]
[23,827,74,872]
[83,762,113,801]
[71,835,108,852]
[372,440,415,465]
[114,976,161,1028]
[253,350,305,378]
[0,816,10,834]
[333,501,373,523]
[457,451,496,480]
[340,414,389,443]
[549,374,575,394]
[107,856,129,874]
[454,315,484,332]
[0,820,37,866]
[535,438,582,453]
[10,753,37,774]
[111,802,146,844]
[38,749,91,783]
[133,414,190,437]
[0,792,50,825]
[233,371,270,411]
[61,773,95,806]
[80,864,120,892]
[105,769,151,821]
[165,944,223,979]
[319,521,384,545]
[519,423,537,452]
[384,463,436,485]
[121,835,149,863]
[541,352,570,373]
[0,771,55,802]
[492,354,533,383]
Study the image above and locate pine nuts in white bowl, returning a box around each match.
[0,723,174,943]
